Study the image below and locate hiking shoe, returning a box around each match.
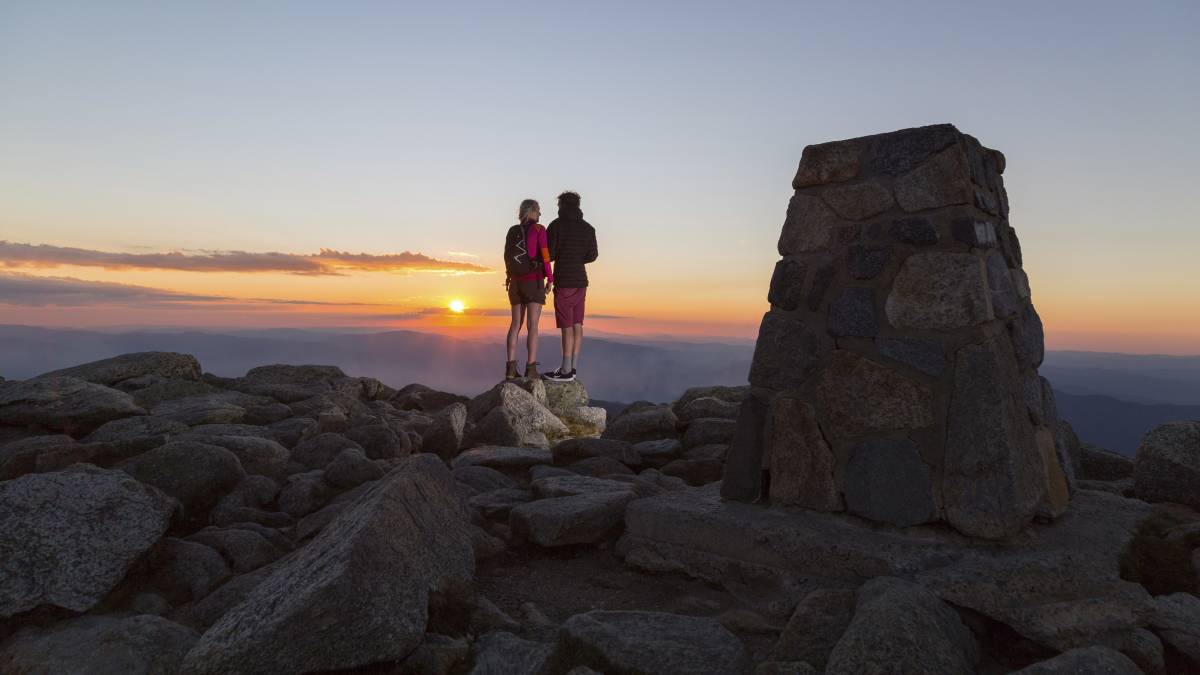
[566,369,577,381]
[524,362,541,379]
[543,368,570,382]
[505,360,518,380]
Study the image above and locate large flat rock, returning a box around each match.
[0,377,144,436]
[618,488,1155,623]
[0,465,174,618]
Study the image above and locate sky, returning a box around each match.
[1,1,1198,352]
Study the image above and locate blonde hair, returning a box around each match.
[518,199,539,221]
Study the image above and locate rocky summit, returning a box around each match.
[0,128,1198,674]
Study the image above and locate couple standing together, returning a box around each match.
[504,190,597,383]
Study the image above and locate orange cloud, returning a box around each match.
[0,241,492,275]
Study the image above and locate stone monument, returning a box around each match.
[722,124,1071,539]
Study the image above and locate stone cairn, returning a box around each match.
[722,124,1071,539]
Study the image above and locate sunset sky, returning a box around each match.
[2,2,1198,352]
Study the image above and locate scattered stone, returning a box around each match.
[916,551,1152,652]
[324,447,385,489]
[635,438,683,466]
[682,417,737,449]
[393,385,470,413]
[470,596,522,634]
[181,434,290,481]
[0,465,174,617]
[570,456,635,477]
[885,252,991,330]
[423,402,467,460]
[470,631,554,675]
[844,438,936,527]
[266,417,316,448]
[291,432,363,470]
[557,610,751,675]
[118,440,245,519]
[455,465,517,494]
[277,472,333,518]
[344,423,410,460]
[400,633,469,675]
[510,490,635,546]
[169,563,277,632]
[0,434,82,480]
[1122,628,1167,675]
[146,538,232,604]
[1149,592,1200,670]
[0,376,144,436]
[662,458,724,486]
[827,287,878,337]
[187,526,284,574]
[602,405,679,444]
[826,578,976,675]
[1134,420,1200,509]
[1080,444,1135,481]
[1010,646,1142,674]
[454,446,553,471]
[773,588,856,670]
[0,614,199,674]
[151,394,246,426]
[35,351,202,386]
[553,437,640,466]
[179,455,474,674]
[470,488,535,522]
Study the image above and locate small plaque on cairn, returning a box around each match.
[722,124,1071,539]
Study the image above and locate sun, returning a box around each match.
[448,299,466,313]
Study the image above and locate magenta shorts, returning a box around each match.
[554,287,587,328]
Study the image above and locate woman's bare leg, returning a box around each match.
[506,304,525,362]
[526,303,542,364]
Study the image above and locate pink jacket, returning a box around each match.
[511,221,554,283]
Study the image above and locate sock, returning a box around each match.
[569,354,577,372]
[560,354,570,373]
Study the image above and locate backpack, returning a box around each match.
[503,223,539,278]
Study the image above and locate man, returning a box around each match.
[543,191,597,382]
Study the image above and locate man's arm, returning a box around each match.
[584,225,598,263]
[546,221,559,262]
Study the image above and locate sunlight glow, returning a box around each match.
[448,299,465,313]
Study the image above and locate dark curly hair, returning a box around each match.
[557,191,581,209]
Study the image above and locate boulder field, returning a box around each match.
[1,126,1198,674]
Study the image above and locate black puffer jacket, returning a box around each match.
[546,207,598,288]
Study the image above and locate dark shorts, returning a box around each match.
[554,287,587,328]
[508,278,545,306]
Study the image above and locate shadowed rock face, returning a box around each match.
[724,124,1069,539]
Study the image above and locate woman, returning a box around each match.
[504,198,553,379]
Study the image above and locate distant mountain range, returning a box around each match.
[0,325,751,405]
[1,325,1194,456]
